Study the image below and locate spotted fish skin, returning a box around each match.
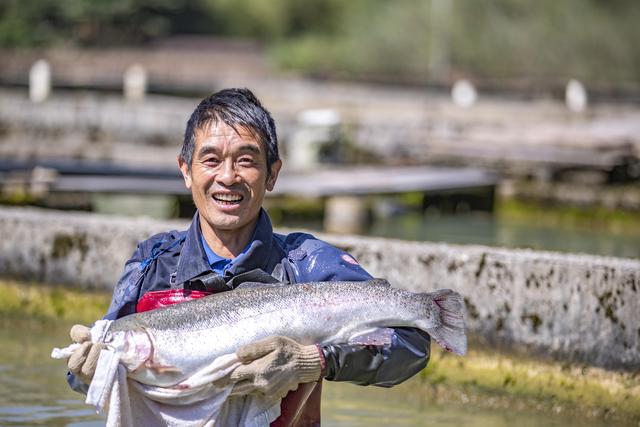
[104,279,467,387]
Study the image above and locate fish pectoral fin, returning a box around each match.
[347,327,395,346]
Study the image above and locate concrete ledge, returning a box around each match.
[0,206,187,289]
[1,206,638,370]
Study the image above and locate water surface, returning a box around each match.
[0,317,616,426]
[368,213,640,259]
[282,213,640,259]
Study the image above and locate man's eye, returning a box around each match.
[238,157,255,166]
[203,157,220,165]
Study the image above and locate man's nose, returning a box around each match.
[216,159,239,186]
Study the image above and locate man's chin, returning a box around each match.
[202,212,254,231]
[210,217,242,230]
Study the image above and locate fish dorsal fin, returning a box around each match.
[368,278,391,287]
[234,281,288,290]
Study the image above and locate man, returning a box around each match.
[66,88,430,426]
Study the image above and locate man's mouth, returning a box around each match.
[212,193,244,205]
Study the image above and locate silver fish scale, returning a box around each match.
[109,280,422,333]
[105,280,448,386]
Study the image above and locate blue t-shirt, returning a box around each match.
[199,233,254,275]
[199,234,233,274]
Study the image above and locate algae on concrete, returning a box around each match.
[0,280,110,325]
[420,342,640,425]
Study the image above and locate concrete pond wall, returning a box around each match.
[0,206,638,371]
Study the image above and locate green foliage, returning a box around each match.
[0,0,186,46]
[1,0,639,82]
[196,0,341,40]
[277,0,640,83]
[0,0,60,47]
[272,0,431,79]
[451,0,640,81]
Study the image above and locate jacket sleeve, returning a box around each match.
[322,328,431,387]
[102,246,146,321]
[66,244,146,394]
[289,239,431,387]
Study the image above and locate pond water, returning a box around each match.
[0,317,615,427]
[368,213,640,259]
[282,212,640,259]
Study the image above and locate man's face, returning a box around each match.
[179,121,281,233]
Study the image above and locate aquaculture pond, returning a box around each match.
[279,210,640,260]
[0,317,618,427]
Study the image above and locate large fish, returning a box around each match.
[102,279,466,388]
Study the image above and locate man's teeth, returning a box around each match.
[213,194,243,202]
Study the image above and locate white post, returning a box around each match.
[451,79,478,108]
[123,64,147,101]
[29,59,51,103]
[287,109,341,171]
[565,79,588,113]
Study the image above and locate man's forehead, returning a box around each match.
[199,121,257,138]
[196,121,262,148]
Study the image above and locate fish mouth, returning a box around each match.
[212,192,244,205]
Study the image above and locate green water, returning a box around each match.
[322,381,610,427]
[369,213,640,259]
[284,213,640,259]
[0,319,102,426]
[0,318,616,427]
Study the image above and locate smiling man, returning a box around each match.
[66,88,431,426]
[181,118,281,259]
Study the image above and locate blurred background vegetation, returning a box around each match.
[1,0,638,85]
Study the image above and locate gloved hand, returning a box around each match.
[227,336,323,400]
[67,324,106,385]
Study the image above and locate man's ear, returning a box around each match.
[266,159,282,192]
[178,156,192,190]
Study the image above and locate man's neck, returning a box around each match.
[199,216,258,259]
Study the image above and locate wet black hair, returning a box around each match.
[180,88,279,173]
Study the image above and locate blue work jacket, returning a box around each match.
[68,209,430,392]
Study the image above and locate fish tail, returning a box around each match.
[424,289,467,356]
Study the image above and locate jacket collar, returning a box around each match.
[174,209,275,285]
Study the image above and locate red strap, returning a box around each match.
[136,289,212,313]
[271,382,322,427]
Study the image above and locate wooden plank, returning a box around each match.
[420,142,631,169]
[273,166,498,197]
[49,166,498,197]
